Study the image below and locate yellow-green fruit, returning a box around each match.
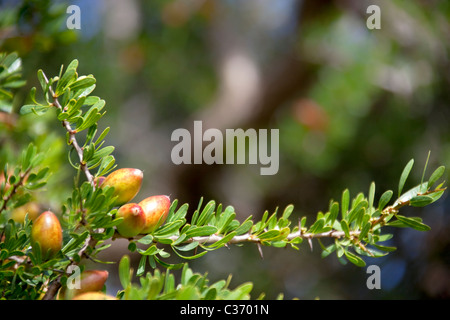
[62,270,109,300]
[101,168,143,206]
[139,195,171,234]
[72,292,117,300]
[9,202,40,223]
[116,203,145,237]
[31,211,63,260]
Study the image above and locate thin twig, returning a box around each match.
[41,72,94,187]
[0,168,32,215]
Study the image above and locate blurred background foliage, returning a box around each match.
[1,0,449,299]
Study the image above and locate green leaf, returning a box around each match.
[76,107,102,132]
[20,104,48,116]
[321,243,336,258]
[66,59,79,71]
[309,218,325,234]
[68,75,96,93]
[173,247,208,260]
[378,190,393,211]
[21,143,36,171]
[137,255,146,276]
[372,244,397,252]
[282,204,294,220]
[94,127,110,147]
[170,203,189,222]
[327,201,339,225]
[341,189,350,219]
[396,215,431,231]
[2,79,26,89]
[216,208,236,233]
[395,183,428,206]
[138,244,160,256]
[205,231,237,249]
[154,256,184,270]
[409,195,434,207]
[174,241,199,252]
[341,220,350,238]
[368,182,375,215]
[119,255,131,289]
[348,200,367,224]
[55,67,77,96]
[137,234,153,245]
[191,197,204,225]
[426,189,445,203]
[358,222,371,240]
[196,200,216,226]
[398,159,414,197]
[344,250,366,267]
[258,230,281,241]
[97,155,116,177]
[0,87,13,99]
[184,225,218,238]
[153,219,185,238]
[225,282,253,300]
[427,166,445,189]
[233,219,253,235]
[37,69,47,91]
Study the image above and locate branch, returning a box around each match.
[116,187,447,249]
[42,232,100,300]
[165,229,360,245]
[0,167,32,215]
[41,72,94,187]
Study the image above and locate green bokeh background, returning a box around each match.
[1,0,449,299]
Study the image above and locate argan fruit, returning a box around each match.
[9,202,40,223]
[62,270,109,300]
[31,211,63,260]
[94,176,106,187]
[116,203,145,238]
[101,168,143,206]
[72,292,117,300]
[139,195,171,234]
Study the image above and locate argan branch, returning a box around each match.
[174,229,360,245]
[41,72,94,187]
[0,167,32,215]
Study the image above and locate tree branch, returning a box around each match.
[0,167,32,215]
[41,72,95,187]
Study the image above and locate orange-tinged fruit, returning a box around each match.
[101,168,143,206]
[139,195,171,234]
[72,292,117,300]
[31,211,62,260]
[62,270,109,300]
[116,203,145,237]
[94,176,106,187]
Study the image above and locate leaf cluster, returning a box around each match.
[20,59,116,178]
[118,255,264,300]
[0,52,26,114]
[125,157,445,274]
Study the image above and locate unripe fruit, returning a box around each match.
[62,270,109,300]
[9,202,40,223]
[72,292,117,300]
[116,203,145,238]
[31,211,63,260]
[139,195,171,234]
[101,168,143,206]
